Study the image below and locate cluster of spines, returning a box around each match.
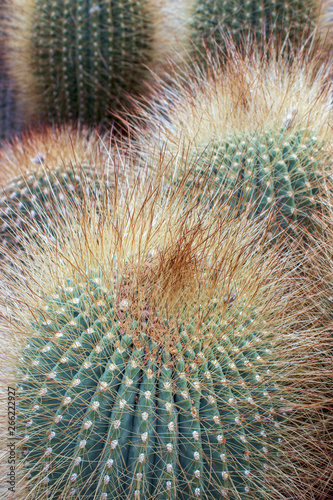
[188,128,328,231]
[16,275,283,499]
[26,0,152,124]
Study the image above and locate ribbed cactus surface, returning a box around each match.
[0,165,100,250]
[6,0,152,124]
[190,0,316,50]
[17,273,282,499]
[191,128,327,230]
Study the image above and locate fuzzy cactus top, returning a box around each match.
[135,43,333,234]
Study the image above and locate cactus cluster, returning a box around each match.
[0,1,333,499]
[4,0,331,128]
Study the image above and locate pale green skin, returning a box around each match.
[30,0,152,124]
[191,0,316,51]
[17,275,282,499]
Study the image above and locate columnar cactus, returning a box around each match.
[135,44,333,233]
[1,176,332,499]
[4,0,153,125]
[0,3,21,141]
[4,0,331,129]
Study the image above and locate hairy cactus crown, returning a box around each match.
[0,126,110,256]
[134,43,333,232]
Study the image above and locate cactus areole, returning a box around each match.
[17,268,286,500]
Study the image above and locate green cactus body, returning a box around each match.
[190,129,328,231]
[0,165,101,251]
[22,0,152,123]
[0,64,21,141]
[190,0,316,51]
[16,273,283,499]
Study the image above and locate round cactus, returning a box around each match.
[0,125,109,255]
[134,43,333,233]
[2,174,332,499]
[4,0,153,126]
[0,164,102,252]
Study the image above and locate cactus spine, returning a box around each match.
[1,172,332,499]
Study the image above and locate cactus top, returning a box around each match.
[17,272,281,499]
[135,44,333,232]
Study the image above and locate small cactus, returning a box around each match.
[4,0,153,125]
[1,172,332,499]
[135,43,333,233]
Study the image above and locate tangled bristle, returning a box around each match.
[0,159,331,499]
[0,125,105,184]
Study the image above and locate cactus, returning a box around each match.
[134,43,333,233]
[2,172,332,499]
[0,125,109,254]
[189,0,318,52]
[4,0,152,126]
[0,2,22,141]
[0,164,103,252]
